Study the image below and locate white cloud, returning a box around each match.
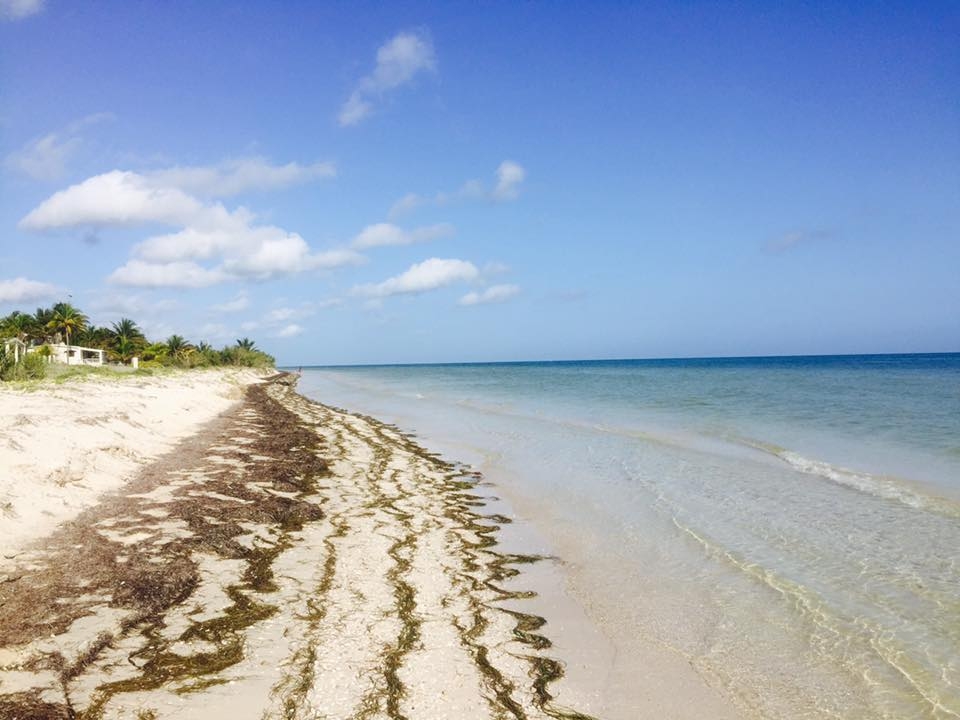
[20,169,363,288]
[20,157,334,229]
[212,293,249,313]
[86,291,179,318]
[218,235,361,279]
[250,302,332,336]
[107,260,226,289]
[388,162,524,218]
[4,113,113,181]
[351,222,454,249]
[492,161,526,201]
[339,95,374,128]
[266,307,297,322]
[146,157,335,197]
[355,257,479,298]
[276,323,304,338]
[19,170,203,230]
[339,31,436,126]
[0,0,43,20]
[459,284,520,306]
[388,193,424,218]
[0,276,59,303]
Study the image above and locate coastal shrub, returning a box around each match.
[3,303,277,379]
[219,346,275,368]
[0,351,47,381]
[0,346,10,379]
[21,353,47,379]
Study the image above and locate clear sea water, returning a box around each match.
[296,354,960,719]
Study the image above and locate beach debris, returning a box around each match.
[0,375,594,719]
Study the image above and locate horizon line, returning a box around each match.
[280,350,960,370]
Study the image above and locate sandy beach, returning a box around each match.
[0,371,591,718]
[0,369,746,719]
[0,368,265,556]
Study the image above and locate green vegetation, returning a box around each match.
[46,303,89,347]
[0,346,46,381]
[0,302,274,383]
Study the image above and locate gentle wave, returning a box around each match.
[671,516,960,719]
[316,370,960,518]
[732,437,960,520]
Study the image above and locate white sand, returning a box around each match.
[0,372,746,718]
[0,368,264,560]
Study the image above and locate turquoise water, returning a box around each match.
[297,354,960,719]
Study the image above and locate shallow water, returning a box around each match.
[296,354,960,719]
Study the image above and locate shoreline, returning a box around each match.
[0,371,609,718]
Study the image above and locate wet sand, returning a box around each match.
[0,374,600,719]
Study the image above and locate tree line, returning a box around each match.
[0,302,275,377]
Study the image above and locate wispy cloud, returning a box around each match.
[354,258,478,298]
[265,307,297,323]
[551,289,587,303]
[339,31,436,127]
[107,260,226,289]
[459,284,520,306]
[146,157,335,197]
[240,304,338,341]
[198,323,233,342]
[5,134,81,182]
[482,261,511,277]
[0,0,44,21]
[491,161,526,201]
[0,276,59,303]
[765,229,831,253]
[276,323,304,338]
[86,291,179,318]
[351,222,454,249]
[20,169,363,288]
[388,161,525,219]
[4,113,113,181]
[211,292,249,313]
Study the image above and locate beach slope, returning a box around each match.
[0,373,592,719]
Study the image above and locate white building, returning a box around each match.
[45,343,106,366]
[2,338,27,363]
[2,339,106,367]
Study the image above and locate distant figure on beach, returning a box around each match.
[297,367,302,375]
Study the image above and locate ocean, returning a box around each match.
[296,354,960,719]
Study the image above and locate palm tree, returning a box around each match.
[46,303,88,347]
[236,337,257,351]
[141,342,169,363]
[111,318,144,342]
[77,325,112,349]
[32,307,54,343]
[0,311,35,342]
[165,334,195,364]
[110,318,146,363]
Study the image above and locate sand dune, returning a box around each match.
[0,369,265,562]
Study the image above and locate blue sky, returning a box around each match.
[1,1,957,365]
